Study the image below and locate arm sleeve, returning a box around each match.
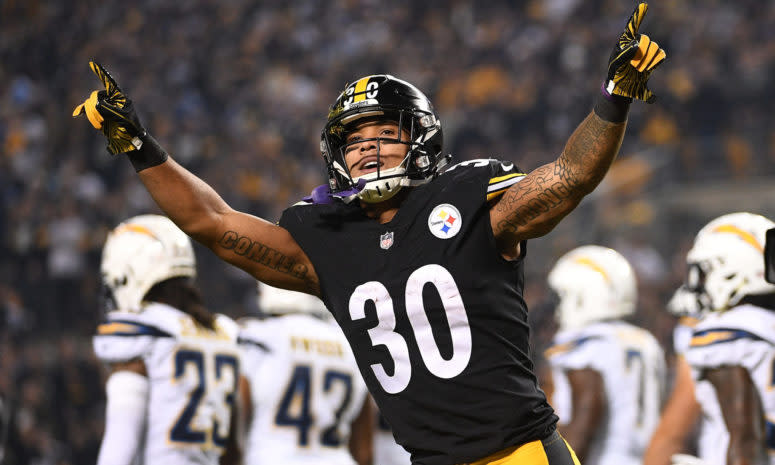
[95,371,149,465]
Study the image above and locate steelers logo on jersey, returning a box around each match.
[428,204,462,239]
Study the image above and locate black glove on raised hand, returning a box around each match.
[604,3,666,103]
[73,61,147,155]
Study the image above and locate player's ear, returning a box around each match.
[765,228,775,284]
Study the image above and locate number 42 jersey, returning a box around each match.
[279,159,558,465]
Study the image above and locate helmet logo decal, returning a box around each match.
[344,77,379,108]
[572,257,610,282]
[380,231,395,250]
[428,204,462,239]
[712,224,763,252]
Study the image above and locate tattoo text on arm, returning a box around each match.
[494,114,623,237]
[217,230,311,283]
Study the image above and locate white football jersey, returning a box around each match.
[673,316,700,356]
[239,314,369,465]
[93,303,241,465]
[547,321,666,465]
[685,304,775,464]
[374,406,411,465]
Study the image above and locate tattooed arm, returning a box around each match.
[138,157,319,295]
[491,111,626,258]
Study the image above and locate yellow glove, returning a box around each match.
[604,3,666,103]
[73,61,146,154]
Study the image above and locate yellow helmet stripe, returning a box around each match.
[712,224,763,252]
[573,257,610,282]
[112,223,159,240]
[352,77,371,103]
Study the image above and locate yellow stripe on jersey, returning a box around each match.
[689,330,735,347]
[486,173,526,201]
[712,224,764,252]
[98,322,145,335]
[544,342,575,358]
[679,316,700,327]
[489,173,526,185]
[352,77,371,103]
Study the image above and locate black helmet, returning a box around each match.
[321,75,446,203]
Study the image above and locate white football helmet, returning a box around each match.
[666,285,704,318]
[257,282,330,319]
[101,214,196,312]
[548,245,637,331]
[685,212,775,313]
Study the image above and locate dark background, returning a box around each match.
[1,1,774,462]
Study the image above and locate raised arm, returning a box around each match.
[137,158,319,295]
[73,61,319,295]
[490,3,665,257]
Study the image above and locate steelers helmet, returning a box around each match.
[685,212,775,313]
[257,282,329,319]
[321,74,446,203]
[548,245,637,331]
[101,214,196,312]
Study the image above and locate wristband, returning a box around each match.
[594,83,632,123]
[127,134,168,172]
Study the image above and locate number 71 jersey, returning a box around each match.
[93,303,241,465]
[279,159,558,465]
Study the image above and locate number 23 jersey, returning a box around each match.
[93,303,241,465]
[279,159,558,465]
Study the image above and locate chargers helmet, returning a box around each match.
[548,245,637,331]
[101,214,196,312]
[685,212,775,313]
[321,74,446,203]
[257,282,329,319]
[666,285,705,318]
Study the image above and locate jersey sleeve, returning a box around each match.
[92,311,174,363]
[545,335,608,372]
[672,320,697,356]
[443,158,526,202]
[685,326,772,372]
[237,319,273,376]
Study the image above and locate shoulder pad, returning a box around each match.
[214,314,240,341]
[238,318,273,352]
[443,158,526,201]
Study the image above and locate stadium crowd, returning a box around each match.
[1,0,774,463]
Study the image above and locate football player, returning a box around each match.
[238,283,372,465]
[74,4,665,463]
[545,245,666,465]
[643,286,703,465]
[92,214,243,465]
[670,212,775,465]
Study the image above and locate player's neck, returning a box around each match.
[360,189,409,224]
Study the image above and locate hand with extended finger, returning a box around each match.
[604,3,666,103]
[73,61,147,155]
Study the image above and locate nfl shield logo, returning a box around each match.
[380,231,394,250]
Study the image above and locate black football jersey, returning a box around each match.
[279,159,558,465]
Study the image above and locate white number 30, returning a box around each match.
[348,264,472,394]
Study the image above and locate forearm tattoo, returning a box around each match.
[217,230,315,289]
[495,113,624,237]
